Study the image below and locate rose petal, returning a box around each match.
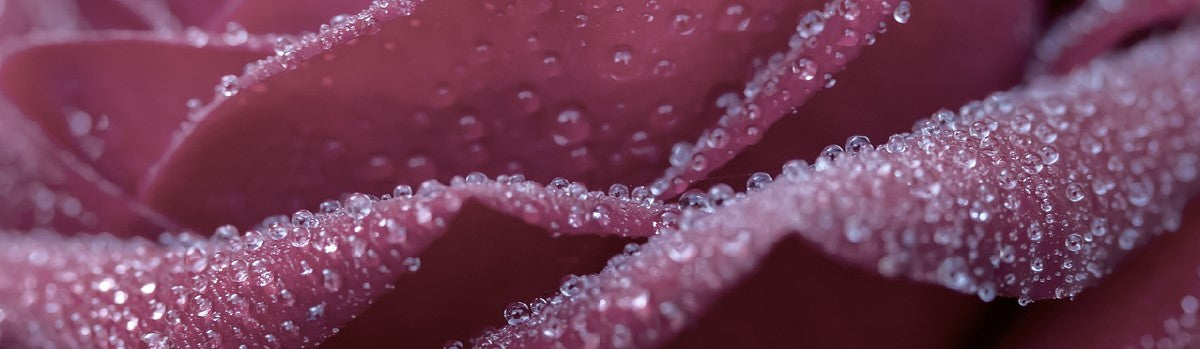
[141,0,888,230]
[0,176,666,347]
[996,201,1200,348]
[224,0,373,34]
[706,0,1039,190]
[0,32,269,192]
[0,105,176,235]
[1030,0,1200,76]
[482,24,1200,347]
[664,236,986,348]
[647,0,909,197]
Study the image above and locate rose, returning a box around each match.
[1,0,1199,347]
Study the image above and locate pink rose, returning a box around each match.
[1,0,1199,347]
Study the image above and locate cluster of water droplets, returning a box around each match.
[466,22,1200,348]
[747,27,1200,304]
[653,0,909,198]
[208,0,420,103]
[0,165,697,347]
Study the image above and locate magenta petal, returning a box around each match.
[1031,0,1200,76]
[482,25,1200,347]
[0,33,268,192]
[142,0,882,230]
[0,176,666,347]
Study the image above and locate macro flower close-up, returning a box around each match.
[3,0,1200,347]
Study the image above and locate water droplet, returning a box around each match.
[216,75,240,97]
[223,22,248,45]
[504,302,531,325]
[746,172,773,192]
[393,185,414,198]
[319,199,343,213]
[1064,233,1084,252]
[845,135,873,154]
[194,295,212,317]
[679,190,714,213]
[307,302,326,320]
[244,230,264,250]
[1065,183,1085,202]
[322,269,341,292]
[343,193,373,220]
[893,1,911,23]
[403,257,421,272]
[560,275,583,297]
[796,11,825,39]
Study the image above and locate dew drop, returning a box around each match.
[892,1,911,24]
[393,185,414,198]
[746,172,773,192]
[504,302,531,325]
[1064,233,1084,252]
[322,269,341,292]
[343,193,373,220]
[216,75,240,97]
[1065,183,1085,202]
[845,135,873,154]
[560,274,583,297]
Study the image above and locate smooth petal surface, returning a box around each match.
[0,33,268,193]
[1031,0,1200,76]
[224,0,372,34]
[483,25,1200,347]
[0,103,175,235]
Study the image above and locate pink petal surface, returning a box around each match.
[225,0,372,34]
[0,33,269,193]
[1030,0,1200,76]
[644,0,902,197]
[482,24,1200,347]
[997,202,1200,348]
[0,176,668,347]
[705,0,1039,189]
[140,0,894,230]
[0,103,176,235]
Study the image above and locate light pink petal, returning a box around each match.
[0,176,668,347]
[482,24,1200,347]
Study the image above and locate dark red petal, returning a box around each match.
[997,201,1200,348]
[0,33,268,193]
[1030,0,1200,76]
[140,0,892,230]
[0,177,665,347]
[483,24,1200,347]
